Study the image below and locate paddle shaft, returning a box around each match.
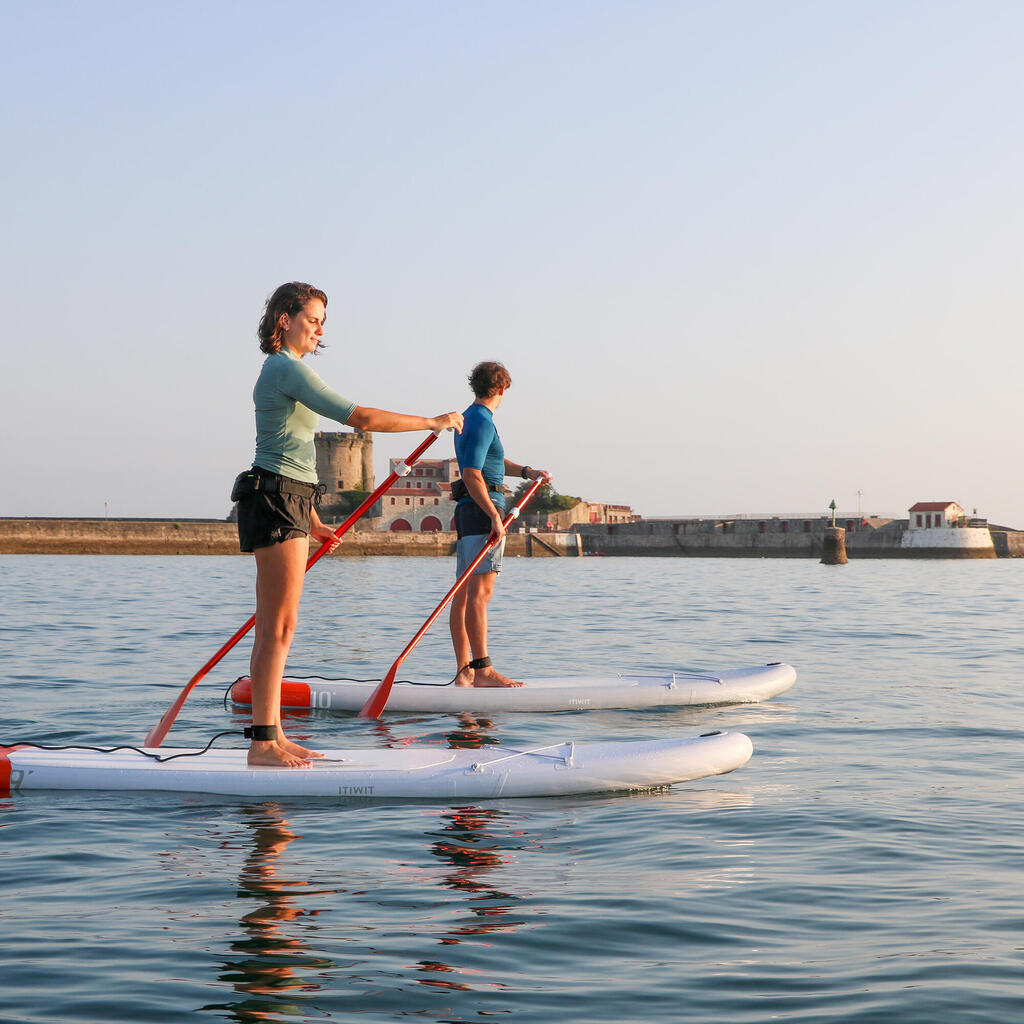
[358,475,545,719]
[144,431,442,747]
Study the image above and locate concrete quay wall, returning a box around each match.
[574,519,1018,558]
[0,519,579,557]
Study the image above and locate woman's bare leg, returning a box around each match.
[249,537,323,766]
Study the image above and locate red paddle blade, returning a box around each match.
[358,665,398,719]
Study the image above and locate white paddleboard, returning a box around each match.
[230,662,795,714]
[2,731,752,799]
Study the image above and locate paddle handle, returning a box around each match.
[144,431,442,747]
[358,475,545,719]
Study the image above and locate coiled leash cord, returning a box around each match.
[1,731,244,763]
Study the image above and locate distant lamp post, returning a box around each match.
[828,499,837,527]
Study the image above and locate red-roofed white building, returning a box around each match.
[908,501,965,529]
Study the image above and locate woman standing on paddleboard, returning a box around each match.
[235,282,463,768]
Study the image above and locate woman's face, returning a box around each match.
[280,298,326,357]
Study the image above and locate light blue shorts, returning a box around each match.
[456,534,505,576]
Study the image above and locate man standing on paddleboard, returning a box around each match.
[448,361,550,688]
[236,282,463,767]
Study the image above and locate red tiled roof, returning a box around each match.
[908,501,960,512]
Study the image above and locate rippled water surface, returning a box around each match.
[2,554,1022,1023]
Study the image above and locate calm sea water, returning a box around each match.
[1,554,1022,1023]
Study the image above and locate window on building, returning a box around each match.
[405,498,410,505]
[337,479,344,489]
[916,514,923,527]
[782,521,789,533]
[803,522,811,532]
[758,521,767,533]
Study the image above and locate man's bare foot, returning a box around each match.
[247,740,310,768]
[278,735,324,759]
[453,665,475,688]
[473,665,523,688]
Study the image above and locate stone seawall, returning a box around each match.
[0,519,579,557]
[574,519,1019,558]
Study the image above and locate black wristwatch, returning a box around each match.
[521,465,531,479]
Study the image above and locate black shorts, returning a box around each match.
[237,489,312,552]
[454,496,506,538]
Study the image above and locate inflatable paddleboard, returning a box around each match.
[230,662,795,714]
[1,731,752,799]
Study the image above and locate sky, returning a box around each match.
[2,1,1022,527]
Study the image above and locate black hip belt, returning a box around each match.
[231,469,325,504]
[450,477,505,502]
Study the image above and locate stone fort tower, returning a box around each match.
[314,430,374,501]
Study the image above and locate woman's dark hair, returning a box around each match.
[258,282,328,354]
[468,361,512,398]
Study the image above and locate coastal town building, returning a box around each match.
[376,456,461,532]
[312,430,636,532]
[907,501,965,529]
[902,500,993,555]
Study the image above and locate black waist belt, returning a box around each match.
[257,473,324,501]
[451,478,505,501]
[232,468,325,504]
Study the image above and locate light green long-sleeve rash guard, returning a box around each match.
[252,350,357,483]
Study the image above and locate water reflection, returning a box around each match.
[200,803,335,1022]
[445,712,500,750]
[196,713,537,1018]
[412,803,528,990]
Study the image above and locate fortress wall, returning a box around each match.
[0,519,241,555]
[0,520,580,558]
[575,519,1014,558]
[990,531,1024,558]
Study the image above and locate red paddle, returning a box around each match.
[145,431,442,747]
[358,476,545,719]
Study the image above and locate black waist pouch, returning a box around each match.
[231,470,259,502]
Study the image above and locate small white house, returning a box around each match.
[907,501,965,530]
[901,500,994,557]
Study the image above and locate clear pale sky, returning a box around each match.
[3,1,1022,526]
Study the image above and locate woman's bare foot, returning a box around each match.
[453,664,475,688]
[473,665,523,688]
[247,740,310,768]
[278,735,324,759]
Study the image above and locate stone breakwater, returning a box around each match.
[0,519,579,557]
[574,518,1024,558]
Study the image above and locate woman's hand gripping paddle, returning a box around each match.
[144,432,443,747]
[358,476,545,719]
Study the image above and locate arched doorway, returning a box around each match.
[420,516,443,532]
[390,518,412,531]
